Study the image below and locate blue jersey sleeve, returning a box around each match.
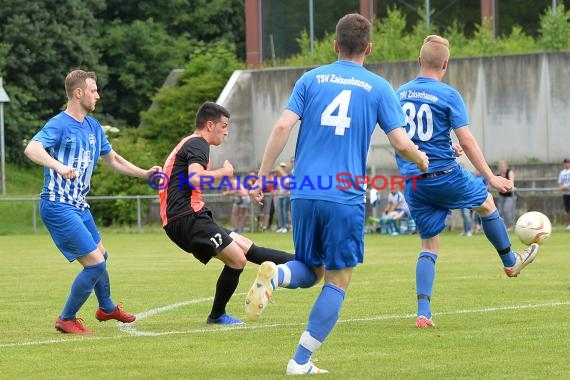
[100,130,112,155]
[286,75,307,118]
[449,89,469,129]
[32,119,61,149]
[377,82,405,134]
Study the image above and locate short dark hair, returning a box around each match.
[195,102,230,130]
[335,13,371,57]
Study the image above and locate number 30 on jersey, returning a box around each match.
[401,102,433,141]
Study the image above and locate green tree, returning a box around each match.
[90,127,157,226]
[539,3,570,51]
[97,19,193,127]
[97,0,246,60]
[0,0,104,164]
[496,25,537,54]
[139,41,243,162]
[371,7,410,62]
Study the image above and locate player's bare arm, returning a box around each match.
[386,128,429,172]
[250,110,299,203]
[24,140,77,179]
[454,126,513,193]
[186,160,233,189]
[101,150,161,179]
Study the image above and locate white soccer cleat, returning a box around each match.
[504,243,539,278]
[286,359,329,375]
[245,261,278,321]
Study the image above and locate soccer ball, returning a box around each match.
[514,211,552,245]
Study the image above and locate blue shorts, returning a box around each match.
[405,165,488,239]
[291,199,364,270]
[39,200,100,262]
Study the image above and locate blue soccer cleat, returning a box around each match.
[206,313,244,325]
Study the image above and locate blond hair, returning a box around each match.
[419,35,450,70]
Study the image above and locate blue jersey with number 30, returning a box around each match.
[286,60,405,204]
[395,77,469,177]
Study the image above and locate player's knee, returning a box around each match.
[475,193,496,215]
[231,256,248,269]
[224,252,247,269]
[88,260,107,276]
[230,231,253,251]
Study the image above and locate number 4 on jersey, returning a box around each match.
[321,90,352,136]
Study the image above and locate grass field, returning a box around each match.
[1,231,569,379]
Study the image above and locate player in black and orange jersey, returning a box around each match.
[159,101,293,325]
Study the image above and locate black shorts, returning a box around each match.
[164,209,233,264]
[563,194,570,213]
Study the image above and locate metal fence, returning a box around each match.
[0,187,566,234]
[0,193,264,234]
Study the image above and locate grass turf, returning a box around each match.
[0,231,569,379]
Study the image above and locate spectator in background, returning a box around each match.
[259,170,277,231]
[472,169,489,233]
[286,157,295,230]
[558,158,570,230]
[497,160,516,231]
[222,177,250,233]
[458,163,472,237]
[381,190,411,235]
[275,162,291,233]
[459,208,473,237]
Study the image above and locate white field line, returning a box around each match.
[2,300,569,348]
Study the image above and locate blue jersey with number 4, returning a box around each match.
[286,60,405,204]
[395,77,469,177]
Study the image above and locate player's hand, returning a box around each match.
[222,160,234,177]
[57,165,77,180]
[488,175,514,193]
[416,150,429,172]
[452,143,464,157]
[145,165,162,178]
[249,181,264,205]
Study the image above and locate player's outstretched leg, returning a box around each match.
[479,210,540,276]
[504,243,539,277]
[245,261,278,321]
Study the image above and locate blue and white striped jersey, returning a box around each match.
[32,111,111,209]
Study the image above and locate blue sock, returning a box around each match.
[416,251,437,319]
[294,283,345,364]
[481,210,515,267]
[61,261,106,319]
[278,261,317,289]
[93,252,115,313]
